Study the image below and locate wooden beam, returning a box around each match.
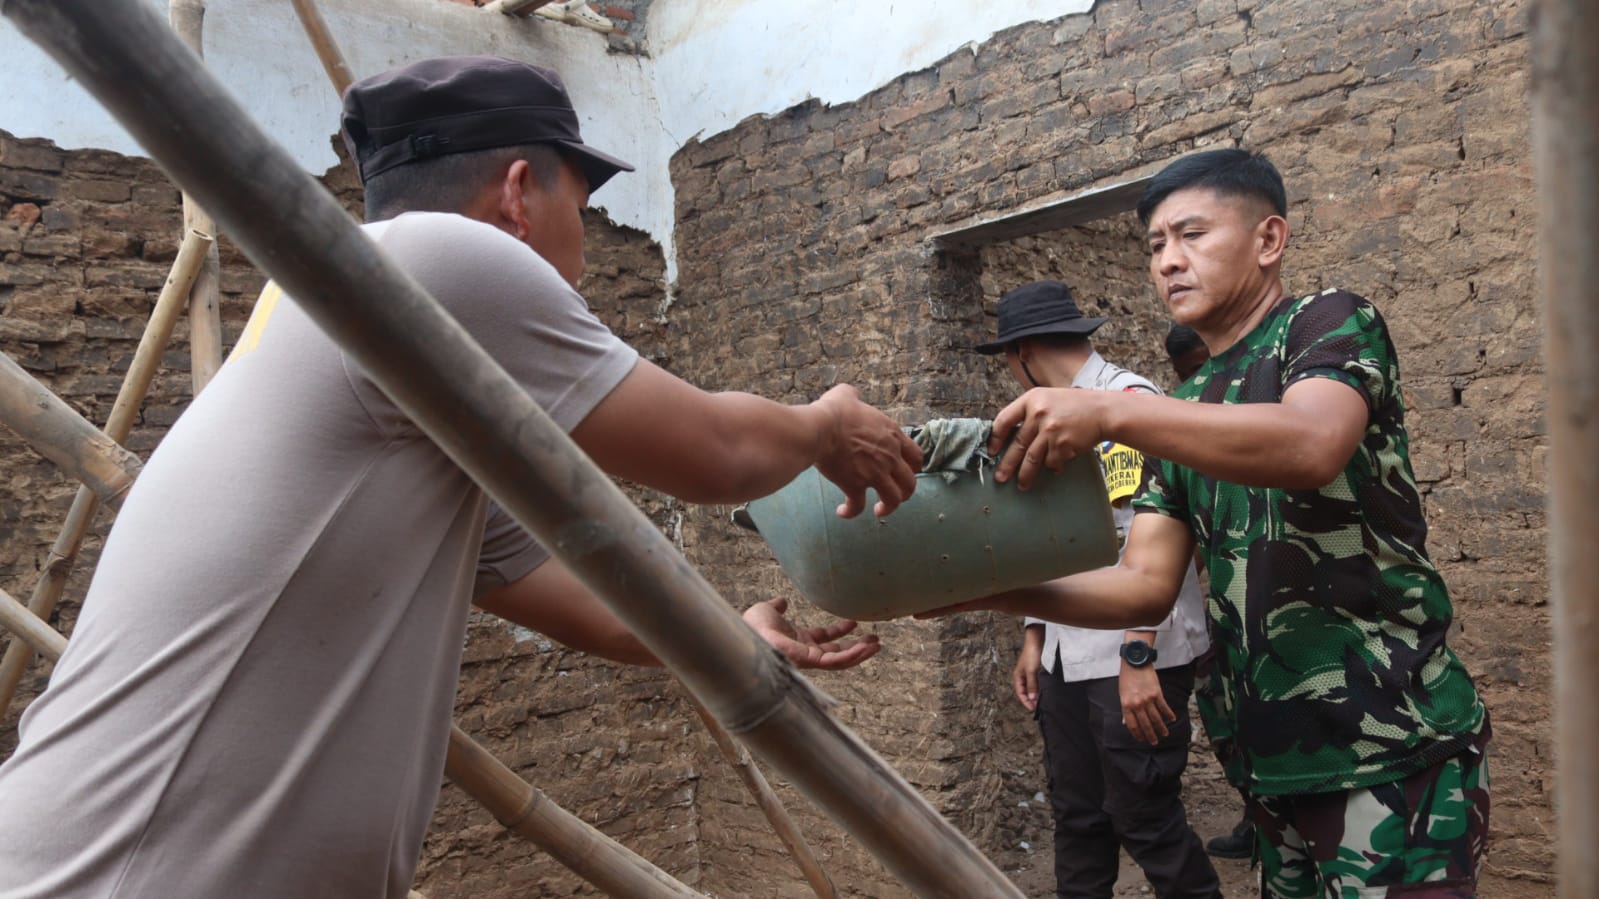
[1531,0,1599,895]
[482,0,559,18]
[168,0,225,392]
[0,351,142,513]
[289,0,354,97]
[445,725,706,898]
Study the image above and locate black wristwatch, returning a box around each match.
[1119,639,1157,668]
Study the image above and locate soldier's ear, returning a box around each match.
[1256,214,1289,269]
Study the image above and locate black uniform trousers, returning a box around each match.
[1035,659,1222,899]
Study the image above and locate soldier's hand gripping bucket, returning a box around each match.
[739,423,1120,620]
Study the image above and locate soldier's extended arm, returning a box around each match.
[989,376,1368,492]
[918,513,1195,629]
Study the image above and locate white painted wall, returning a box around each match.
[648,0,1093,146]
[1,0,1092,281]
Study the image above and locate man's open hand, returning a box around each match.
[743,597,881,670]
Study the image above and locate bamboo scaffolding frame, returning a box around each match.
[445,725,706,898]
[482,0,559,18]
[0,352,142,512]
[0,3,1024,895]
[685,692,837,899]
[168,0,225,391]
[0,587,67,663]
[289,0,354,97]
[0,229,212,717]
[1531,0,1599,895]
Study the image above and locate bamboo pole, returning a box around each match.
[0,586,67,663]
[0,352,142,513]
[289,0,353,97]
[0,4,1024,895]
[685,693,838,899]
[1531,0,1599,895]
[0,229,212,718]
[168,0,224,392]
[445,725,706,898]
[482,0,559,18]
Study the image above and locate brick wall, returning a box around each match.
[666,0,1548,893]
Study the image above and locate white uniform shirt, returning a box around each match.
[1025,351,1209,682]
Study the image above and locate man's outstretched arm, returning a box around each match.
[571,359,922,518]
[476,558,882,671]
[990,377,1369,491]
[918,512,1196,630]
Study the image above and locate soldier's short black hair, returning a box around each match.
[1136,149,1287,225]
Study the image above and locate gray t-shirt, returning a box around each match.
[0,212,638,898]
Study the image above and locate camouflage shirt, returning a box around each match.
[1134,289,1485,796]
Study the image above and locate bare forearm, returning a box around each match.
[989,566,1175,629]
[684,392,830,502]
[1101,391,1353,489]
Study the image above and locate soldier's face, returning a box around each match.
[1145,187,1275,330]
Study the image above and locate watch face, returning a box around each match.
[1122,641,1154,666]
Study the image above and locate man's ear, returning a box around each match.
[1256,213,1289,269]
[495,158,533,241]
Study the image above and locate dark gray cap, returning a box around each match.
[340,55,635,193]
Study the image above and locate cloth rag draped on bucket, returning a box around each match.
[731,418,997,531]
[906,418,995,482]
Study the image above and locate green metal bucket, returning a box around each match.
[743,454,1119,620]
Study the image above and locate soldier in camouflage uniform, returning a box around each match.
[931,149,1489,897]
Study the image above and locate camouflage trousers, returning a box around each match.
[1250,721,1491,899]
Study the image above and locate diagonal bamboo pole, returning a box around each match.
[445,724,705,898]
[1531,0,1599,895]
[0,352,142,513]
[289,0,354,96]
[168,0,225,392]
[0,228,212,718]
[0,2,1025,895]
[685,692,837,899]
[482,0,559,18]
[0,587,67,663]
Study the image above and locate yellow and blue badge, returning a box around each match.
[1096,440,1145,503]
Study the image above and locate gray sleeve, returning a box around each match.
[1104,368,1163,396]
[355,213,639,434]
[474,501,550,598]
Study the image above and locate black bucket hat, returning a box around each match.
[340,55,635,193]
[974,280,1107,354]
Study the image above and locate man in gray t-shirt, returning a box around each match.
[0,56,922,899]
